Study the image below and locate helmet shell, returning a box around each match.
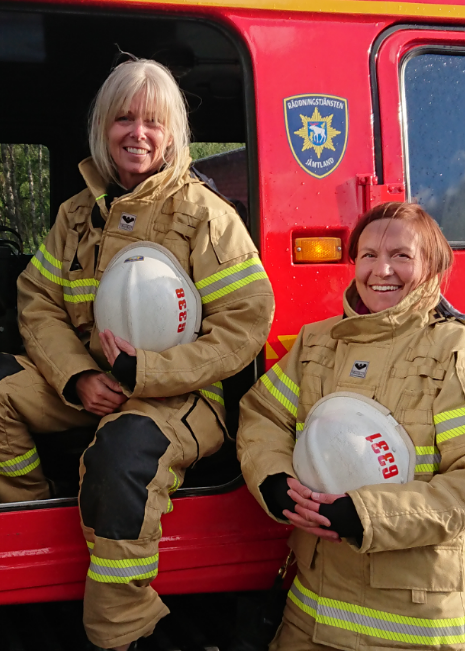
[293,392,416,493]
[94,242,202,352]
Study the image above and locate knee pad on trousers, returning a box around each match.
[0,354,24,382]
[80,414,170,540]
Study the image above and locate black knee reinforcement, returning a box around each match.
[0,354,24,382]
[80,414,170,540]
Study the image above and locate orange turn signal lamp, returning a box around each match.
[294,237,342,263]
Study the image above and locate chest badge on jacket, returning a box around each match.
[119,213,137,232]
[350,361,369,379]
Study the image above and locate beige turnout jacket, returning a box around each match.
[18,153,274,423]
[238,281,465,649]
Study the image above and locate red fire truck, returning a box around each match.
[1,0,465,607]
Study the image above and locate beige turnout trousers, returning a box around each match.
[0,353,225,648]
[0,354,98,503]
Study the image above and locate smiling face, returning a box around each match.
[107,92,169,189]
[355,219,425,313]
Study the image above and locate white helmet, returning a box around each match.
[94,242,202,352]
[293,392,415,493]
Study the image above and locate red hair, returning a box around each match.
[348,202,453,285]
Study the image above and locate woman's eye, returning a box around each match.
[116,115,129,122]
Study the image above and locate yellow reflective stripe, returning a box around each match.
[95,193,107,201]
[0,446,41,477]
[88,552,159,584]
[37,243,61,269]
[195,258,268,305]
[199,389,225,405]
[273,363,299,396]
[199,380,224,406]
[434,407,465,444]
[196,258,262,289]
[86,541,95,552]
[168,467,180,494]
[260,363,299,418]
[434,407,465,425]
[415,445,440,473]
[31,256,63,285]
[296,422,304,431]
[31,255,99,303]
[289,575,465,644]
[63,293,98,304]
[200,272,267,304]
[166,498,174,513]
[90,555,158,568]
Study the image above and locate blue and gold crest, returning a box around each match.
[284,94,348,178]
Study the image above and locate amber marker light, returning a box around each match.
[294,237,342,263]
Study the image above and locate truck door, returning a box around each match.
[375,26,465,311]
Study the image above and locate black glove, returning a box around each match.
[112,351,137,390]
[260,473,296,519]
[319,496,363,543]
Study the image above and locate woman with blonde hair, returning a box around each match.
[0,58,274,649]
[238,202,465,651]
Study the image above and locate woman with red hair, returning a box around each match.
[238,202,465,651]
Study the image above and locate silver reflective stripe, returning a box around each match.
[63,284,98,298]
[289,577,465,643]
[196,262,265,300]
[33,247,62,277]
[199,381,224,406]
[260,363,299,417]
[89,559,158,579]
[0,447,40,477]
[415,446,441,473]
[435,414,465,435]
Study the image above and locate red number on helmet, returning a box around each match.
[176,288,185,298]
[365,433,381,442]
[382,465,398,479]
[372,440,389,453]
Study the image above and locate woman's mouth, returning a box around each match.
[370,285,401,292]
[124,147,149,155]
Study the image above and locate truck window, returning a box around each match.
[403,52,465,245]
[0,143,49,253]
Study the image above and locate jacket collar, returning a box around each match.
[78,147,192,204]
[331,279,441,343]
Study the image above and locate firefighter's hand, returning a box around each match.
[75,371,127,416]
[99,329,136,366]
[283,477,345,542]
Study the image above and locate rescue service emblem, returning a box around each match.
[284,94,348,178]
[350,361,369,379]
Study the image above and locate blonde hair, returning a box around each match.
[89,57,190,188]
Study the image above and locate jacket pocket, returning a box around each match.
[288,528,318,569]
[370,544,464,592]
[167,393,224,466]
[209,213,257,264]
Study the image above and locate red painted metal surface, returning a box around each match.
[0,485,291,604]
[1,0,464,605]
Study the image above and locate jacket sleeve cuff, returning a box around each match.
[346,489,373,553]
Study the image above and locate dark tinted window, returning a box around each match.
[403,52,465,244]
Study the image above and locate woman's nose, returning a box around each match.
[131,119,146,140]
[373,258,392,277]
